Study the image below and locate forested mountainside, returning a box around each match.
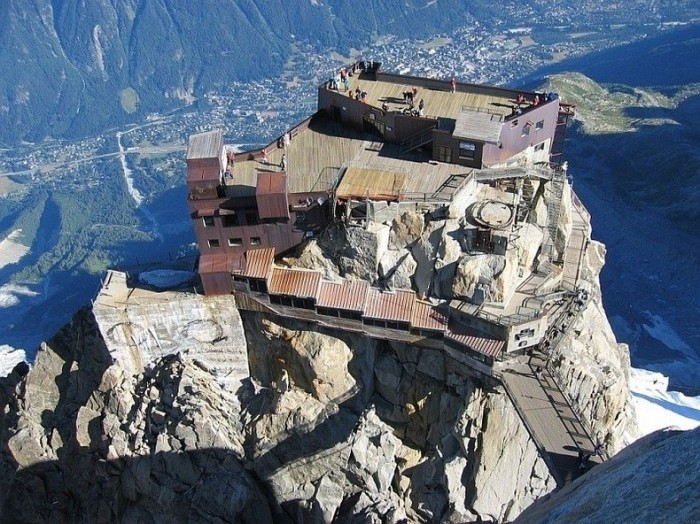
[0,0,484,144]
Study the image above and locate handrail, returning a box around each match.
[400,125,436,148]
[399,191,453,203]
[461,104,505,119]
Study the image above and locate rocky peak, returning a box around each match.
[0,172,639,522]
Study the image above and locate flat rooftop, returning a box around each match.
[224,116,474,199]
[344,71,518,125]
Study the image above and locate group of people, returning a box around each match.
[349,88,368,102]
[515,91,554,108]
[402,87,418,105]
[399,87,426,116]
[328,66,353,92]
[402,98,425,117]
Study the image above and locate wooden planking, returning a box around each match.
[336,167,406,201]
[187,129,223,160]
[225,119,368,198]
[226,114,474,200]
[349,142,473,195]
[346,76,515,122]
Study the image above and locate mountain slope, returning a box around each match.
[539,71,700,388]
[0,0,481,144]
[516,427,700,523]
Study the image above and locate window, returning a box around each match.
[202,216,215,227]
[207,239,220,248]
[459,141,476,159]
[511,119,519,127]
[535,120,544,131]
[534,142,545,151]
[522,123,531,137]
[228,238,243,247]
[250,236,261,246]
[222,214,239,227]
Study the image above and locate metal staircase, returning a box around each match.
[401,126,436,153]
[544,172,566,264]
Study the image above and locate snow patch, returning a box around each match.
[631,367,700,437]
[116,131,143,206]
[642,311,695,358]
[0,283,39,308]
[0,229,30,270]
[0,344,26,378]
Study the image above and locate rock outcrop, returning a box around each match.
[1,304,558,523]
[0,173,640,522]
[515,427,700,523]
[240,313,556,522]
[548,240,638,453]
[0,308,271,523]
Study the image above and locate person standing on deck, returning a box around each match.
[280,153,287,172]
[450,78,457,93]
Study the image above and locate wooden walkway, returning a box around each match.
[562,188,590,289]
[500,354,601,487]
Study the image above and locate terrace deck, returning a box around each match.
[225,117,475,200]
[345,73,517,124]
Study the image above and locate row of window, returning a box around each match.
[458,137,546,161]
[512,119,545,137]
[207,236,261,248]
[202,210,258,228]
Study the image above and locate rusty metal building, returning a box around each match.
[187,60,569,296]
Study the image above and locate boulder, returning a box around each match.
[389,210,425,250]
[378,248,417,289]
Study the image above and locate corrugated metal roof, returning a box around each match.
[364,289,415,323]
[241,248,275,280]
[446,323,504,358]
[256,171,287,195]
[187,163,220,182]
[453,110,502,143]
[317,279,369,311]
[199,253,241,274]
[187,129,223,160]
[268,267,322,299]
[256,173,290,218]
[411,301,448,331]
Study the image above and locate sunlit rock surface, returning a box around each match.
[515,427,700,524]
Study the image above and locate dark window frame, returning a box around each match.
[222,214,239,227]
[458,141,477,159]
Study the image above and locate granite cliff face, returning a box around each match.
[0,180,638,521]
[515,427,700,523]
[0,304,555,522]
